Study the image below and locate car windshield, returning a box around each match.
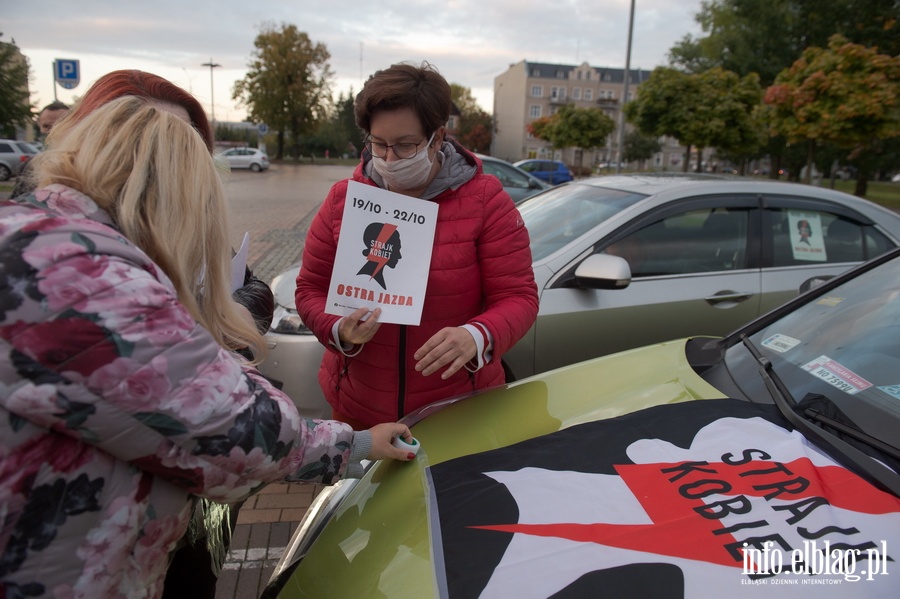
[723,254,900,452]
[518,183,646,261]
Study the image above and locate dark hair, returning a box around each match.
[63,70,213,152]
[40,101,69,114]
[354,61,451,136]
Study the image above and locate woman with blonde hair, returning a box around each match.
[0,95,412,598]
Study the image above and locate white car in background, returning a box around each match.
[220,147,270,172]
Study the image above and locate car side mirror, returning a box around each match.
[574,254,632,290]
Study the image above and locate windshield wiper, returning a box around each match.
[741,334,900,497]
[803,408,900,462]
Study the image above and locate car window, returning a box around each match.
[519,184,646,261]
[14,142,37,154]
[768,207,892,266]
[483,161,530,189]
[604,207,750,277]
[0,143,12,153]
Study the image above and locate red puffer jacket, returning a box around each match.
[296,145,538,426]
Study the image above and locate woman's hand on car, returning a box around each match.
[367,423,416,461]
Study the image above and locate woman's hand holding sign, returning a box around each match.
[414,327,477,380]
[339,306,382,345]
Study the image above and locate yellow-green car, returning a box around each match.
[265,249,900,598]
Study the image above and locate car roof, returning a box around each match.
[558,173,899,215]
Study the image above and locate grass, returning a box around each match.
[830,180,900,210]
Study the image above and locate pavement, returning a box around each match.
[215,482,327,599]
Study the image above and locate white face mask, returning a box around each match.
[371,132,437,191]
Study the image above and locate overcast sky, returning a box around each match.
[6,0,704,123]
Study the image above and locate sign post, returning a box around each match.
[54,59,81,97]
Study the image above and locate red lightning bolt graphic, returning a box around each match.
[367,223,398,281]
[472,458,900,568]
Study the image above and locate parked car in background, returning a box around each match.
[220,146,270,172]
[477,153,550,204]
[513,158,574,184]
[505,174,900,380]
[0,139,39,181]
[265,245,900,598]
[257,174,900,418]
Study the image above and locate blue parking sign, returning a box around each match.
[55,59,80,90]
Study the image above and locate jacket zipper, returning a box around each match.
[397,325,407,420]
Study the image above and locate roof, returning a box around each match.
[522,61,652,85]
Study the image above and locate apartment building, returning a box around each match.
[491,60,686,171]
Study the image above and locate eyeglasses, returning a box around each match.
[364,132,435,160]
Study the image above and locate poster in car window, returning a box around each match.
[426,399,900,598]
[325,181,438,325]
[788,210,827,262]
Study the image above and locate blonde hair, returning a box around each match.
[32,96,266,359]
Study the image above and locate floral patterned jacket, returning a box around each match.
[0,185,367,598]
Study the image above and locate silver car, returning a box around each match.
[476,153,550,204]
[220,146,270,172]
[0,139,39,181]
[257,174,900,417]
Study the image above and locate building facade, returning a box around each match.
[491,60,686,171]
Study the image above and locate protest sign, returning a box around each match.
[325,181,438,325]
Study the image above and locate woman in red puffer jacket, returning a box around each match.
[296,61,539,429]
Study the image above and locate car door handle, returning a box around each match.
[704,291,753,305]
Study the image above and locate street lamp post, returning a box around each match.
[201,58,221,123]
[615,0,635,175]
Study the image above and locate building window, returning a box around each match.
[603,73,612,82]
[584,88,593,101]
[532,68,541,77]
[531,85,543,98]
[530,105,542,119]
[550,86,566,100]
[577,71,582,80]
[572,88,581,100]
[556,70,566,79]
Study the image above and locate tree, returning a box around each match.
[625,67,763,172]
[763,35,900,195]
[623,131,661,170]
[309,89,365,158]
[450,84,493,152]
[527,104,615,170]
[0,35,33,138]
[670,0,900,86]
[669,0,900,179]
[232,23,333,160]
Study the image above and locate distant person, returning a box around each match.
[0,90,413,597]
[296,61,539,430]
[10,101,70,199]
[37,100,70,135]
